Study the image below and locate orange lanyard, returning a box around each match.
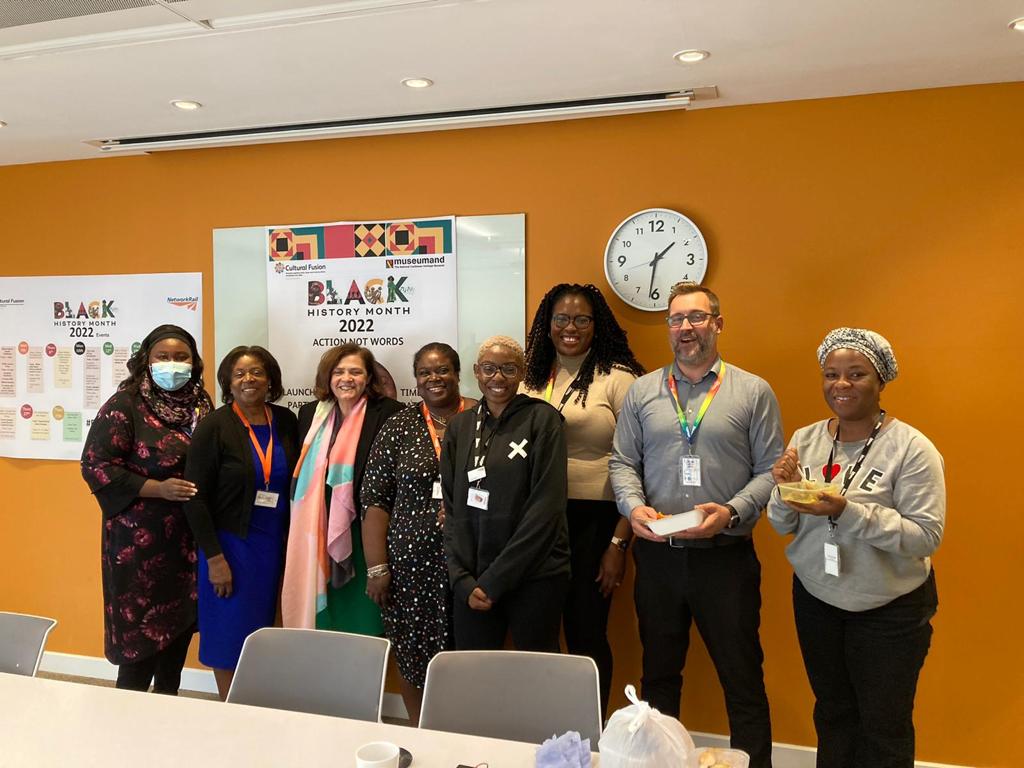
[232,402,274,489]
[421,398,465,460]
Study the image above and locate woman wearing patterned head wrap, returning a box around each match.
[767,328,945,768]
[81,324,214,694]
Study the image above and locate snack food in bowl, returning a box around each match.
[695,746,750,768]
[777,480,841,504]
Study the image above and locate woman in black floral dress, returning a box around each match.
[361,342,476,723]
[81,324,213,694]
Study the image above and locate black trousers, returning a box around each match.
[562,498,621,719]
[633,537,772,768]
[453,574,569,652]
[793,571,937,768]
[115,629,193,695]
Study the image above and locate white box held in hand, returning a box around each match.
[645,508,706,537]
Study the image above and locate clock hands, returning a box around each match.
[648,242,676,298]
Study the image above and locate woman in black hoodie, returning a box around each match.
[440,335,570,651]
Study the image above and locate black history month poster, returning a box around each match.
[265,217,457,410]
[0,273,203,460]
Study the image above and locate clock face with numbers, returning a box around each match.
[603,208,709,312]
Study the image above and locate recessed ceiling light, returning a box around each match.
[1010,17,1024,31]
[170,100,203,111]
[401,77,433,89]
[673,49,710,64]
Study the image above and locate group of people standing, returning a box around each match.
[81,280,945,768]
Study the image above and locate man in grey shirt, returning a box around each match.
[609,281,783,768]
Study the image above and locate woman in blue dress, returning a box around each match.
[184,346,299,699]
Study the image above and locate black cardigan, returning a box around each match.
[296,396,404,502]
[184,402,300,558]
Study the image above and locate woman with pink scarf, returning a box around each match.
[282,344,402,632]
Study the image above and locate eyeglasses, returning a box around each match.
[478,362,520,378]
[666,311,717,328]
[552,313,594,330]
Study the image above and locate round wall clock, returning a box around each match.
[603,208,708,312]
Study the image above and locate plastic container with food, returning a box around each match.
[645,509,706,537]
[694,746,751,768]
[777,480,841,504]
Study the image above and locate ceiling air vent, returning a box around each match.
[0,0,184,31]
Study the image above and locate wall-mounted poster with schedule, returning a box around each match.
[0,272,203,460]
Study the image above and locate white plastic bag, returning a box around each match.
[598,685,696,768]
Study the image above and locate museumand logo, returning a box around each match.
[167,296,199,311]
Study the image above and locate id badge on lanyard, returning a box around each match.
[821,410,886,579]
[467,403,492,509]
[667,362,724,488]
[678,455,701,487]
[233,403,277,507]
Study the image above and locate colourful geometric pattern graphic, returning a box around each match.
[387,223,417,255]
[269,229,294,261]
[324,224,355,258]
[400,218,452,255]
[354,223,387,257]
[268,218,453,261]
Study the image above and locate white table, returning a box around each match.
[0,672,583,767]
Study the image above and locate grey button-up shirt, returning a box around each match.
[609,357,784,536]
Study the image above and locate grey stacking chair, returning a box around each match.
[419,650,602,744]
[0,611,57,677]
[226,627,390,722]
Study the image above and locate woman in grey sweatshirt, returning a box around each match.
[768,327,945,768]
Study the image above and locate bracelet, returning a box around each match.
[366,563,390,579]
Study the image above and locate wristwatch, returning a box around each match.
[725,504,741,529]
[610,535,629,551]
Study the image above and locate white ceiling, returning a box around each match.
[0,0,1021,166]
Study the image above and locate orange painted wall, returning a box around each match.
[1,81,1020,766]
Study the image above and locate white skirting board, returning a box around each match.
[39,652,968,767]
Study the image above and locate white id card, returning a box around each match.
[432,481,443,500]
[467,466,487,483]
[678,455,702,487]
[824,541,841,577]
[467,487,490,510]
[255,490,280,508]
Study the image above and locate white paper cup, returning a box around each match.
[355,741,400,768]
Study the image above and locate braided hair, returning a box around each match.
[524,283,645,407]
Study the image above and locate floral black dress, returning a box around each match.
[361,404,453,687]
[81,388,205,665]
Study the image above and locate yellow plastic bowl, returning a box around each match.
[778,480,841,504]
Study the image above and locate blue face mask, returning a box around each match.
[150,361,193,391]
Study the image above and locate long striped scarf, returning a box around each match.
[281,397,366,628]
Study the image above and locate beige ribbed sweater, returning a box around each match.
[522,353,637,501]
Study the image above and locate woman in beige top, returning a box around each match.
[522,283,645,718]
